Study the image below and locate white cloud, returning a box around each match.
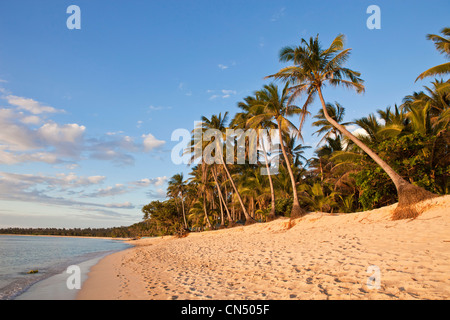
[20,115,41,125]
[0,171,106,190]
[105,201,134,209]
[5,95,64,114]
[345,124,369,137]
[142,133,165,151]
[38,122,86,144]
[218,64,229,70]
[0,173,131,221]
[1,91,164,166]
[130,177,167,187]
[146,188,167,199]
[208,89,237,100]
[0,108,41,152]
[86,184,127,198]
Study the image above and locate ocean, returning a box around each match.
[0,235,132,300]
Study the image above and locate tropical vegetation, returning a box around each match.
[134,27,448,237]
[4,28,448,238]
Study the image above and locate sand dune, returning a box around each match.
[77,195,450,300]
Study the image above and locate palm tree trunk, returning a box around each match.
[214,137,255,224]
[221,162,255,224]
[202,193,213,229]
[277,118,306,218]
[218,194,225,226]
[260,135,277,220]
[316,87,435,219]
[319,159,324,182]
[212,166,231,225]
[181,192,187,229]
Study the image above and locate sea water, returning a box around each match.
[0,235,131,300]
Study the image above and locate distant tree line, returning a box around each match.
[0,226,134,238]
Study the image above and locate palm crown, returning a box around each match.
[267,34,364,130]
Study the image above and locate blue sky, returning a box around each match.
[0,0,448,228]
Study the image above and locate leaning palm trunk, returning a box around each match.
[260,135,277,220]
[202,193,213,229]
[181,193,187,229]
[216,138,255,224]
[277,118,306,218]
[317,87,436,219]
[212,166,232,224]
[221,161,255,224]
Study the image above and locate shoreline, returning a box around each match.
[1,236,132,300]
[77,195,450,300]
[11,246,134,300]
[14,255,105,300]
[0,234,132,241]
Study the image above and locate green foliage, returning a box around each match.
[141,199,182,236]
[299,183,338,212]
[274,197,293,217]
[355,132,449,209]
[354,165,396,210]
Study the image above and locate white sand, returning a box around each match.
[77,195,450,300]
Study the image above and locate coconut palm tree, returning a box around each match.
[188,165,213,229]
[247,83,307,218]
[299,182,338,213]
[403,80,450,126]
[267,34,436,219]
[282,132,311,169]
[312,102,351,145]
[167,173,188,229]
[210,164,232,226]
[232,95,278,220]
[416,27,450,81]
[199,113,256,224]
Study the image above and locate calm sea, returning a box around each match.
[0,235,131,300]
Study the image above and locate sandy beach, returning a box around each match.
[77,195,450,300]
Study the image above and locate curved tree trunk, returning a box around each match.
[213,174,233,223]
[214,136,255,225]
[181,192,187,229]
[221,162,255,224]
[316,87,436,219]
[277,118,306,218]
[202,193,213,229]
[260,135,277,220]
[212,166,232,225]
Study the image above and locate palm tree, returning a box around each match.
[233,95,278,220]
[247,83,306,218]
[267,34,436,219]
[188,165,213,229]
[416,27,450,81]
[403,80,450,126]
[167,173,188,229]
[299,183,338,213]
[199,112,256,224]
[312,102,351,145]
[211,164,232,226]
[283,132,310,168]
